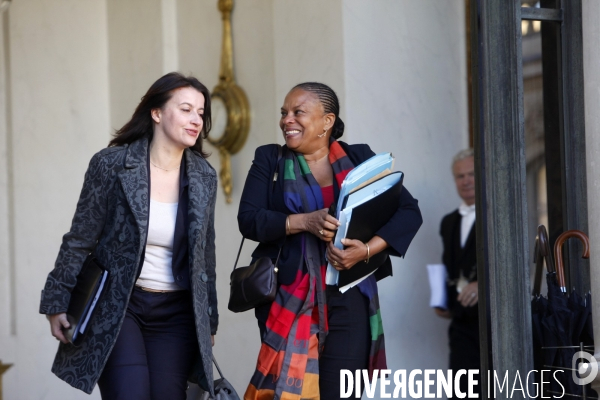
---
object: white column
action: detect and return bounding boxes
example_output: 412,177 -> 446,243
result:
161,0 -> 179,74
583,1 -> 600,393
0,0 -> 14,339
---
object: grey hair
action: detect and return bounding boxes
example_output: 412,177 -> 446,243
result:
452,148 -> 474,168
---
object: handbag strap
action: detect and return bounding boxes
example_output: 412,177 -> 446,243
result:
233,144 -> 285,272
232,238 -> 245,271
232,238 -> 284,271
212,354 -> 225,380
272,144 -> 283,190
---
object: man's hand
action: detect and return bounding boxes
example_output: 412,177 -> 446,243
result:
434,308 -> 452,319
457,281 -> 478,307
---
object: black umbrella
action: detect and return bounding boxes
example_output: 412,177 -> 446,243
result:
553,231 -> 592,353
532,228 -> 592,399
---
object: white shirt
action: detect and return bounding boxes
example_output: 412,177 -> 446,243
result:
458,202 -> 476,248
136,199 -> 181,291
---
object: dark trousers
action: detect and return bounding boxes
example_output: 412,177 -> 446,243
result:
98,287 -> 199,400
448,318 -> 481,398
320,286 -> 371,399
255,285 -> 370,400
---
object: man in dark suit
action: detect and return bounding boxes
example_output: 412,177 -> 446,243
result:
436,148 -> 480,395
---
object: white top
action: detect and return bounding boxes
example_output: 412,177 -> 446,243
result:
136,199 -> 181,291
458,202 -> 476,248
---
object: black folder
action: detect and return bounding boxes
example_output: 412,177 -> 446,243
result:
337,172 -> 404,287
64,255 -> 109,344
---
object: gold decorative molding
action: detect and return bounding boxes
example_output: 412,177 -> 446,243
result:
208,0 -> 250,203
0,1 -> 11,13
0,360 -> 12,400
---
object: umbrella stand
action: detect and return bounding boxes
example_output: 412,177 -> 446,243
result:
544,343 -> 597,400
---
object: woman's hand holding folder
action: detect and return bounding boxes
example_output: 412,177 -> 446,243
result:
326,235 -> 388,271
48,313 -> 70,344
287,208 -> 340,242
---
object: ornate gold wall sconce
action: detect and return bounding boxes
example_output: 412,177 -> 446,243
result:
208,0 -> 250,204
0,0 -> 11,13
0,360 -> 12,400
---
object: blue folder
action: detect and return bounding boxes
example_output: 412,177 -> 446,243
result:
335,152 -> 394,218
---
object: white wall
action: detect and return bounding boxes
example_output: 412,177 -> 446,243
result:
273,0 -> 346,127
107,0 -> 164,131
0,1 -> 468,398
0,1 -> 111,398
342,2 -> 469,394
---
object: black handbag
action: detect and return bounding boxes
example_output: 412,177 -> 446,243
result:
228,144 -> 284,313
227,238 -> 282,313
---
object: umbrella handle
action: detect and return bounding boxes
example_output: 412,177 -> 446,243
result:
537,225 -> 555,273
532,237 -> 544,296
554,229 -> 590,292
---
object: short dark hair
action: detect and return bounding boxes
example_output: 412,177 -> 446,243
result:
291,82 -> 345,139
109,72 -> 212,157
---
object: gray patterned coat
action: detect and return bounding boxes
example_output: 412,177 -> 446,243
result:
39,138 -> 218,395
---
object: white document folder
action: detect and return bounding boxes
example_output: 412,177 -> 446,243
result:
427,264 -> 448,309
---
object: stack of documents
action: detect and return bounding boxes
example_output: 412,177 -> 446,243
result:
327,153 -> 404,292
335,152 -> 395,217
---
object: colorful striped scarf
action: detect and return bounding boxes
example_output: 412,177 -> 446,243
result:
245,140 -> 386,400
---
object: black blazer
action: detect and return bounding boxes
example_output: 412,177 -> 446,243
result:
440,209 -> 478,321
238,142 -> 423,285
